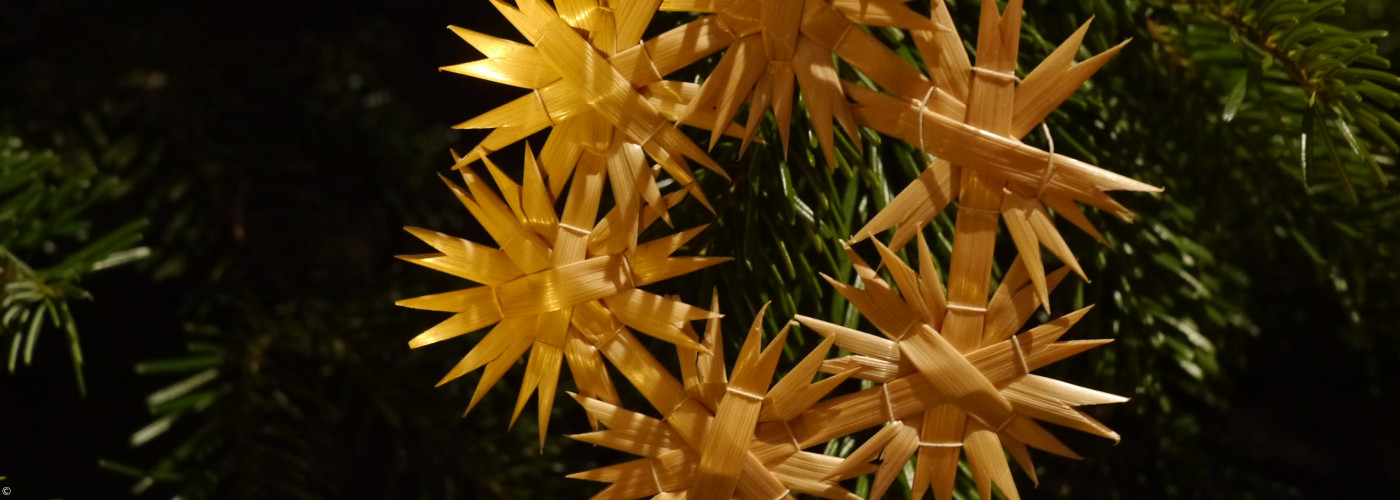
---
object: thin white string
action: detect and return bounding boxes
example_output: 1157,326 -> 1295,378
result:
915,85 -> 937,155
1010,336 -> 1031,377
970,66 -> 1022,85
780,420 -> 802,452
618,253 -> 637,290
558,222 -> 591,237
945,302 -> 988,314
726,385 -> 765,402
881,384 -> 898,423
920,441 -> 962,448
1036,122 -> 1058,198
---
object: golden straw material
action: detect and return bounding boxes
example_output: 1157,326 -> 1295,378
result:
850,6 -> 1142,276
445,0 -> 736,246
408,0 -> 1162,497
797,3 -> 1136,497
797,232 -> 1124,498
569,298 -> 864,500
660,0 -> 934,168
396,147 -> 728,448
788,302 -> 1118,499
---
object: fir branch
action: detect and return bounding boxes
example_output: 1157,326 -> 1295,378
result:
1158,0 -> 1399,200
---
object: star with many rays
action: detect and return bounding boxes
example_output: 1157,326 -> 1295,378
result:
396,146 -> 728,447
661,0 -> 938,168
445,0 -> 749,249
795,235 -> 1125,500
568,294 -> 870,500
847,0 -> 1153,309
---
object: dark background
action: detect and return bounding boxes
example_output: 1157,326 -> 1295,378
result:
3,1 -> 1399,499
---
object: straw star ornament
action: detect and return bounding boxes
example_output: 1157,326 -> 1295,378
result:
396,147 -> 729,446
569,296 -> 870,500
446,0 -> 755,247
796,237 -> 1125,500
403,0 -> 1165,497
661,0 -> 939,168
791,1 -> 1157,498
848,1 -> 1156,309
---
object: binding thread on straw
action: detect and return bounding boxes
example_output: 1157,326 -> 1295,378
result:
559,222 -> 592,238
618,254 -> 638,290
916,85 -> 937,154
726,386 -> 765,402
1010,335 -> 1031,378
946,301 -> 988,314
971,66 -> 1022,85
881,384 -> 898,423
780,420 -> 802,452
920,441 -> 962,448
1036,122 -> 1058,198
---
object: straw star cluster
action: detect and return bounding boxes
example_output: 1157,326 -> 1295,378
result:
397,147 -> 729,446
570,297 -> 869,499
401,0 -> 1163,498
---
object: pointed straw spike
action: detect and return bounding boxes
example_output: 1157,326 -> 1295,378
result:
791,38 -> 846,170
1002,196 -> 1051,311
604,290 -> 707,352
868,424 -> 920,500
677,39 -> 741,130
1006,416 -> 1081,460
1016,195 -> 1088,283
871,238 -> 932,322
1023,17 -> 1094,85
520,142 -> 561,231
480,155 -> 525,220
920,404 -> 965,500
1015,38 -> 1130,135
770,64 -> 796,157
1002,434 -> 1039,486
916,231 -> 949,325
828,422 -> 903,480
699,289 -> 727,386
447,25 -> 516,57
534,344 -> 564,450
746,320 -> 792,389
913,1 -> 971,101
1042,193 -> 1106,244
965,426 -> 1018,500
509,345 -> 546,429
706,37 -> 767,149
405,306 -> 503,349
735,302 -> 772,370
435,319 -> 524,386
467,333 -> 534,416
1027,304 -> 1095,345
796,318 -> 901,370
